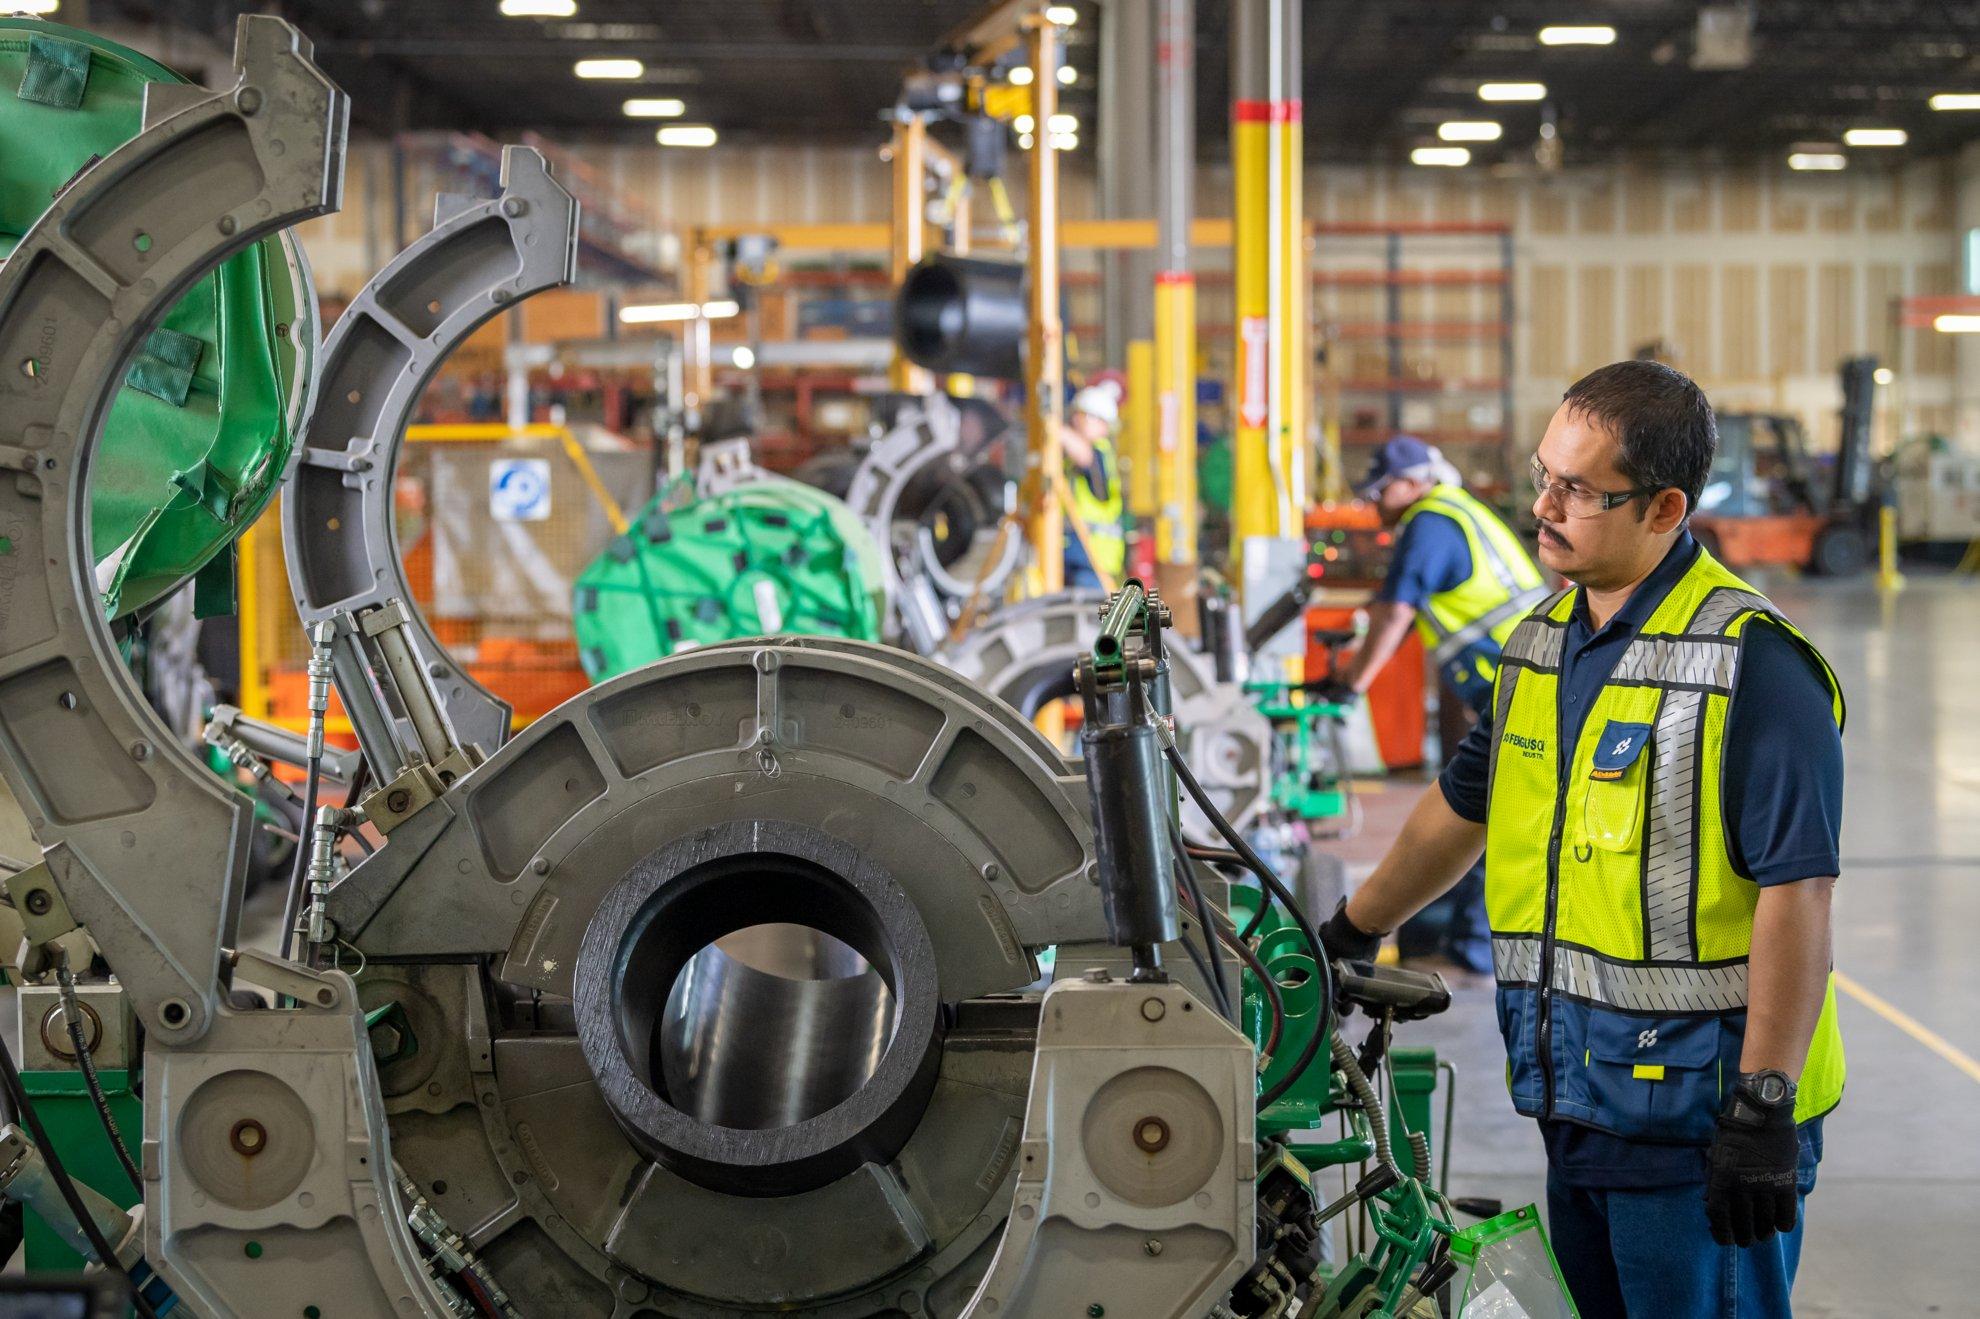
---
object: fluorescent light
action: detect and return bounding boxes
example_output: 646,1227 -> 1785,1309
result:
1931,93 -> 1980,111
1411,146 -> 1471,167
1935,314 -> 1980,333
1843,127 -> 1907,147
1873,367 -> 1895,384
1018,133 -> 1035,149
1057,64 -> 1078,85
1045,4 -> 1078,24
657,125 -> 719,147
1051,134 -> 1079,151
624,97 -> 685,118
575,58 -> 643,79
1013,114 -> 1035,133
1438,120 -> 1502,142
1538,25 -> 1616,46
620,300 -> 741,325
1048,113 -> 1078,133
11,0 -> 59,11
1009,65 -> 1035,86
1479,82 -> 1547,102
731,346 -> 756,369
500,0 -> 574,15
1788,152 -> 1847,171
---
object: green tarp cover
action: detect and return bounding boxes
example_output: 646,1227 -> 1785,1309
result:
0,19 -> 303,619
573,476 -> 887,682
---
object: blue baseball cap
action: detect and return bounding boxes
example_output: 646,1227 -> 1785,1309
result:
1356,434 -> 1437,499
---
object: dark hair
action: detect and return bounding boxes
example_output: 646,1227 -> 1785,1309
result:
1560,361 -> 1717,516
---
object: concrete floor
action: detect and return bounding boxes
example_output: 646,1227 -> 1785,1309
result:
1356,569 -> 1980,1317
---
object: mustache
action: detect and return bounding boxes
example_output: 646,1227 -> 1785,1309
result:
1537,523 -> 1570,548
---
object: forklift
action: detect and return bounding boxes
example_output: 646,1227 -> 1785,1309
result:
1692,356 -> 1881,576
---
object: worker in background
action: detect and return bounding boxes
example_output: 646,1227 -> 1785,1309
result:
1059,384 -> 1126,590
1328,434 -> 1547,977
1320,361 -> 1845,1317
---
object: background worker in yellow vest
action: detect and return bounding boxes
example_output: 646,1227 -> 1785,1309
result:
1319,362 -> 1845,1318
1059,384 -> 1126,589
1329,435 -> 1549,978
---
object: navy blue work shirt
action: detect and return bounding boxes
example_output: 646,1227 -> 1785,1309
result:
1437,531 -> 1845,1187
1375,510 -> 1472,610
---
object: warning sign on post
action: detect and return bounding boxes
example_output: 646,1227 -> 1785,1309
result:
489,458 -> 552,522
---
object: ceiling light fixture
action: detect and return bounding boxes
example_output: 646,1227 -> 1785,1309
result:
1438,120 -> 1503,142
1479,82 -> 1547,102
1930,93 -> 1980,111
1411,146 -> 1471,167
1057,64 -> 1078,85
624,98 -> 685,118
1009,65 -> 1034,86
1045,4 -> 1078,24
1842,127 -> 1907,146
657,125 -> 719,147
1787,152 -> 1846,171
1538,25 -> 1616,46
620,300 -> 740,325
1048,113 -> 1079,133
575,58 -> 643,79
500,0 -> 575,15
11,0 -> 59,12
1873,367 -> 1895,384
1933,314 -> 1980,333
1014,114 -> 1035,133
731,346 -> 756,369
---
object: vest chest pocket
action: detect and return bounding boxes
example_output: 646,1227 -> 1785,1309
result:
1583,1011 -> 1724,1142
1576,719 -> 1651,855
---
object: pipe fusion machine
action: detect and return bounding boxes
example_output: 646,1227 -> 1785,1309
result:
0,17 -> 1572,1319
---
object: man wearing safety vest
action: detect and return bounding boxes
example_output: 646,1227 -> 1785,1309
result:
1060,384 -> 1127,589
1321,361 -> 1845,1317
1330,435 -> 1549,977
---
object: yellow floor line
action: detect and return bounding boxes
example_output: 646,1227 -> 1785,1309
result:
1834,970 -> 1980,1087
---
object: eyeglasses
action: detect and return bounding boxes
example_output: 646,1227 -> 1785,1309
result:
1528,456 -> 1656,519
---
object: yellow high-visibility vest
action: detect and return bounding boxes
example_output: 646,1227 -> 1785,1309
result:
1396,485 -> 1547,710
1485,545 -> 1846,1138
1068,434 -> 1126,579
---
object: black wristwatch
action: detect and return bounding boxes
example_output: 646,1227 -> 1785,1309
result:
1730,1069 -> 1796,1112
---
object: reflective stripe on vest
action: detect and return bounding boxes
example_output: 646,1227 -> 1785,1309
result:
1397,487 -> 1548,667
1484,547 -> 1848,1132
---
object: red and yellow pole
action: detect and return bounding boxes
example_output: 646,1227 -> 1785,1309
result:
1230,0 -> 1274,580
1154,0 -> 1199,617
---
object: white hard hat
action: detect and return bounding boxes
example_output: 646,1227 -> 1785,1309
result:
1070,385 -> 1120,426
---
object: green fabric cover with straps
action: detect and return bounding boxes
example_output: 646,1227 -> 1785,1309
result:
1067,432 -> 1126,580
572,475 -> 887,682
1396,484 -> 1547,709
1484,547 -> 1846,1140
1,18 -> 309,619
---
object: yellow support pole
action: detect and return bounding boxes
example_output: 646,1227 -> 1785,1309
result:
236,512 -> 270,722
1274,89 -> 1308,526
1154,273 -> 1198,571
890,115 -> 936,396
1878,504 -> 1906,592
1125,338 -> 1157,529
1024,11 -> 1065,598
1230,70 -> 1273,582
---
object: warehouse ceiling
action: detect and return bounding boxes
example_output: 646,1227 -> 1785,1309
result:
94,1 -> 1980,165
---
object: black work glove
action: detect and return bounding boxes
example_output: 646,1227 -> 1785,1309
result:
1704,1081 -> 1800,1247
1310,679 -> 1357,707
1318,898 -> 1383,965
